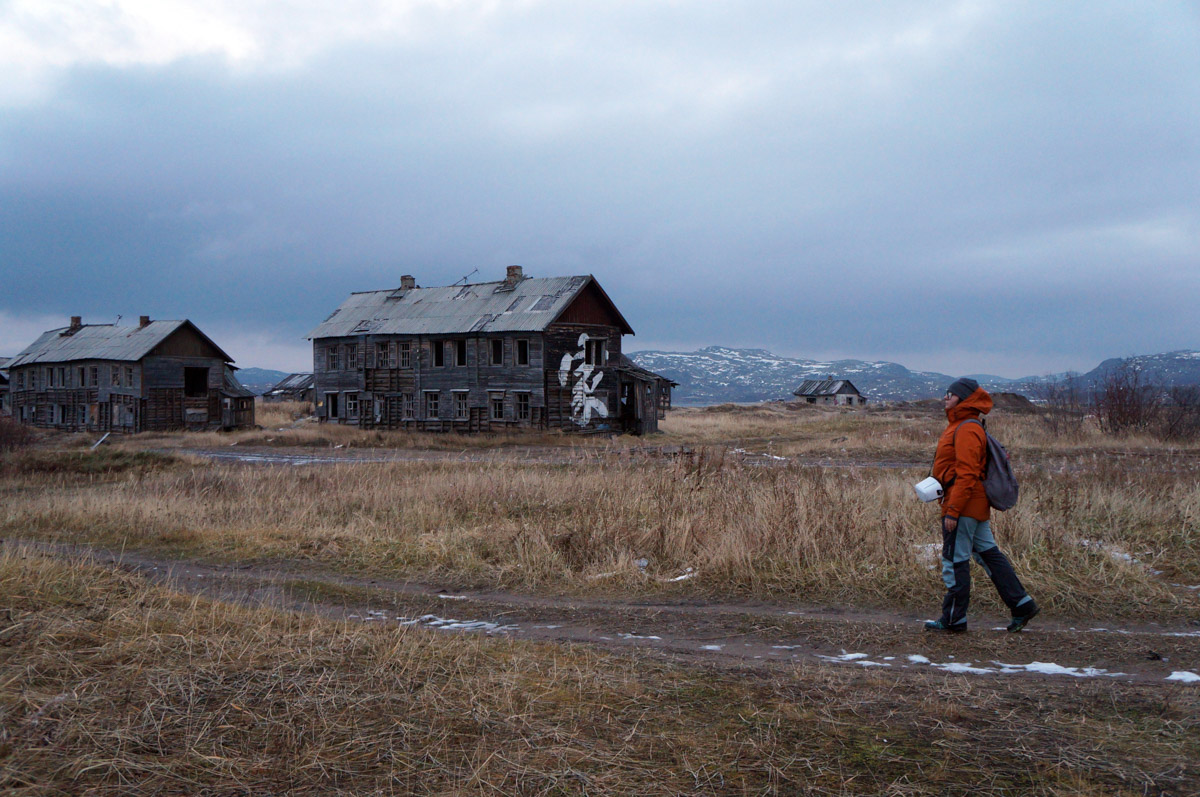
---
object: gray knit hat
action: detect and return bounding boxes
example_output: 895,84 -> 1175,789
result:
946,377 -> 979,401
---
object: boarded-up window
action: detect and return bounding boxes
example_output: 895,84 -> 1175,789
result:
184,367 -> 209,398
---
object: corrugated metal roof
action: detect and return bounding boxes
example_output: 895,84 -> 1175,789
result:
265,373 -> 314,393
8,321 -> 231,367
793,379 -> 860,397
307,275 -> 599,339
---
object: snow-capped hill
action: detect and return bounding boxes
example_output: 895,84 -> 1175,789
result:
628,346 -> 959,404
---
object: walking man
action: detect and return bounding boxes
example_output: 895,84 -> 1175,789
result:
925,378 -> 1039,633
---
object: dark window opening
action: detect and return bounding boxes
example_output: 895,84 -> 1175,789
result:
455,339 -> 467,367
490,339 -> 503,365
586,339 -> 606,366
517,339 -> 529,366
184,367 -> 209,398
326,392 -> 339,418
433,341 -> 445,367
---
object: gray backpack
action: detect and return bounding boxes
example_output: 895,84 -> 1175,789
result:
955,419 -> 1019,511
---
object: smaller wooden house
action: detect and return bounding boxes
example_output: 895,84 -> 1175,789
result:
793,379 -> 867,406
8,316 -> 255,433
262,373 -> 315,403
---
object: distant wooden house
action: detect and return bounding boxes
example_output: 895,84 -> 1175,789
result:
793,379 -> 867,406
308,266 -> 671,434
262,373 -> 315,403
0,357 -> 10,417
8,316 -> 255,432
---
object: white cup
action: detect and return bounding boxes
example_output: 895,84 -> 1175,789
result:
914,476 -> 943,502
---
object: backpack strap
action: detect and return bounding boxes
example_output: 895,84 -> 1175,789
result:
931,417 -> 984,480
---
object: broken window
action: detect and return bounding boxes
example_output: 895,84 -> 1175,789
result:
585,339 -> 606,366
125,366 -> 134,387
327,346 -> 340,371
516,392 -> 530,421
426,392 -> 440,419
376,342 -> 391,368
110,365 -> 120,387
346,392 -> 359,418
184,367 -> 209,398
454,391 -> 469,419
401,393 -> 414,419
490,394 -> 505,420
90,366 -> 98,387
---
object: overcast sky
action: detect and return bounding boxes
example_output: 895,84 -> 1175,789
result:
2,1 -> 1197,377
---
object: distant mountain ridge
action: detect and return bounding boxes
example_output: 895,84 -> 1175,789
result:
236,348 -> 1199,404
628,347 -> 1200,405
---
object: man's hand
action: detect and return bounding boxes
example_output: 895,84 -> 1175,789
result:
943,516 -> 958,533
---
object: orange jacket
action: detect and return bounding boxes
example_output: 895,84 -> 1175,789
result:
933,387 -> 994,521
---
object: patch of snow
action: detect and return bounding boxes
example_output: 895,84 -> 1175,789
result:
670,568 -> 696,582
993,661 -> 1125,678
437,594 -> 468,600
395,614 -> 517,634
701,644 -> 724,651
618,633 -> 662,640
1166,671 -> 1200,683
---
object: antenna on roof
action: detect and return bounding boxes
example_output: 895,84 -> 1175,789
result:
115,315 -> 122,323
453,268 -> 479,286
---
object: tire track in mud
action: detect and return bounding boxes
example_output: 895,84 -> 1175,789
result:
8,539 -> 1200,686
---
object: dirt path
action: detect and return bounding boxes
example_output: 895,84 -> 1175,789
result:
9,539 -> 1199,687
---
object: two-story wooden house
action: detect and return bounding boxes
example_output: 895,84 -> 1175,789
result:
8,316 -> 255,432
308,267 -> 669,434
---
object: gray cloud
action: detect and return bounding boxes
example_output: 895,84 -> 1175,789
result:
2,1 -> 1198,376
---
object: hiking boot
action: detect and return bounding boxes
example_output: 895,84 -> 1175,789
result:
1007,605 -> 1040,633
924,620 -> 966,633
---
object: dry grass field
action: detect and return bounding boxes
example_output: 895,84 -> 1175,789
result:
2,403 -> 1199,793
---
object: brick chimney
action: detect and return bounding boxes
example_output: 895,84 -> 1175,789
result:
69,316 -> 82,330
504,265 -> 524,286
139,315 -> 151,328
399,275 -> 416,290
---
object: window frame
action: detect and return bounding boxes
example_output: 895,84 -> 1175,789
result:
516,339 -> 529,366
490,339 -> 503,366
432,341 -> 445,368
454,339 -> 468,367
327,345 -> 340,371
425,391 -> 440,419
489,392 -> 505,421
515,392 -> 531,421
398,342 -> 412,369
453,390 -> 469,419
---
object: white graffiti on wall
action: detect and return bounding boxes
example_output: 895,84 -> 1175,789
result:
558,333 -> 608,426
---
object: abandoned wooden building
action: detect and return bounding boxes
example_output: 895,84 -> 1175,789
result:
0,357 -> 10,417
262,373 -> 315,403
793,379 -> 867,406
8,316 -> 256,433
309,266 -> 671,434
